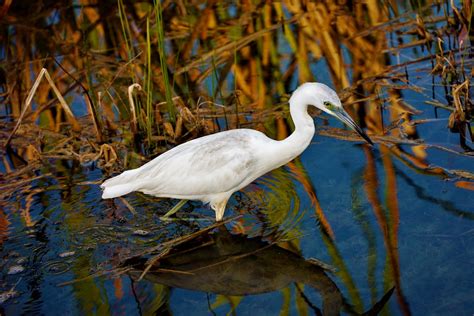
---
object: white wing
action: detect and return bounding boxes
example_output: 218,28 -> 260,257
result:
102,129 -> 273,200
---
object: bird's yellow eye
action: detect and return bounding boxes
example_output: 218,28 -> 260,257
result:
323,101 -> 336,111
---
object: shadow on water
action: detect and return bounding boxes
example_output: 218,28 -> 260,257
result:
127,226 -> 394,316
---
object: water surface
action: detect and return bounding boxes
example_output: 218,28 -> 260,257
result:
1,1 -> 473,315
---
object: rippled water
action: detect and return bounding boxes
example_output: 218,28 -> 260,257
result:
1,2 -> 473,315
1,122 -> 473,315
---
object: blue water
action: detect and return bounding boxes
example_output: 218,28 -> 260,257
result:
1,3 -> 474,316
1,116 -> 472,315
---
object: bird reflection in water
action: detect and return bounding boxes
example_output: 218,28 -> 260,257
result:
128,227 -> 393,315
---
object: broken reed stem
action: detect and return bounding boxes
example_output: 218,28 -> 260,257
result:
57,216 -> 241,287
452,79 -> 469,113
5,68 -> 80,148
128,83 -> 141,134
137,215 -> 241,281
118,196 -> 137,216
53,58 -> 102,141
42,69 -> 80,130
5,69 -> 45,147
85,91 -> 103,143
138,247 -> 171,281
147,215 -> 240,254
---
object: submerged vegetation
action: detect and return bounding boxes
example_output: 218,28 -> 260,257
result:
0,1 -> 473,315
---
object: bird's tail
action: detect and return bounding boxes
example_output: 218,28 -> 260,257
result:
101,170 -> 139,199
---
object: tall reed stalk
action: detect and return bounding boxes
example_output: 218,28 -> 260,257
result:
146,16 -> 153,142
154,0 -> 176,123
117,0 -> 134,61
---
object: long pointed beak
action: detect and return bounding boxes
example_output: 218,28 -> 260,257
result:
333,109 -> 374,146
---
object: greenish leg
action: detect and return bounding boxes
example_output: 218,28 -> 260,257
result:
160,199 -> 188,220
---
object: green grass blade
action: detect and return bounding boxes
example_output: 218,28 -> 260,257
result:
154,0 -> 176,123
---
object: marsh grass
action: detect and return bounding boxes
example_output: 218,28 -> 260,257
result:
1,1 -> 472,217
0,2 -> 473,313
3,2 -> 470,155
153,0 -> 175,124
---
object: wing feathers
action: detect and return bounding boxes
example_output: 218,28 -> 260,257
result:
100,129 -> 271,199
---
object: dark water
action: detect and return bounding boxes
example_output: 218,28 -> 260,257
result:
1,2 -> 473,316
1,116 -> 472,315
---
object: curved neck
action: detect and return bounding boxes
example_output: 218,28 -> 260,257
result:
276,95 -> 315,164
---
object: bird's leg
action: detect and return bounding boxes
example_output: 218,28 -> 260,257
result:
212,199 -> 229,221
160,199 -> 188,220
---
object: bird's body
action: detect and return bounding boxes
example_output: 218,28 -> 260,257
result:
101,83 -> 372,220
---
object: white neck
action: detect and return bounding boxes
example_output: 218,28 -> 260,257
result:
275,93 -> 315,164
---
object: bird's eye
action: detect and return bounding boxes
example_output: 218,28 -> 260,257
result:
323,101 -> 335,111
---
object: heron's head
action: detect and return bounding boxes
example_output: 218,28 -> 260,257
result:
291,82 -> 374,145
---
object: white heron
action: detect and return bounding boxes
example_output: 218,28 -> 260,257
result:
101,83 -> 373,221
